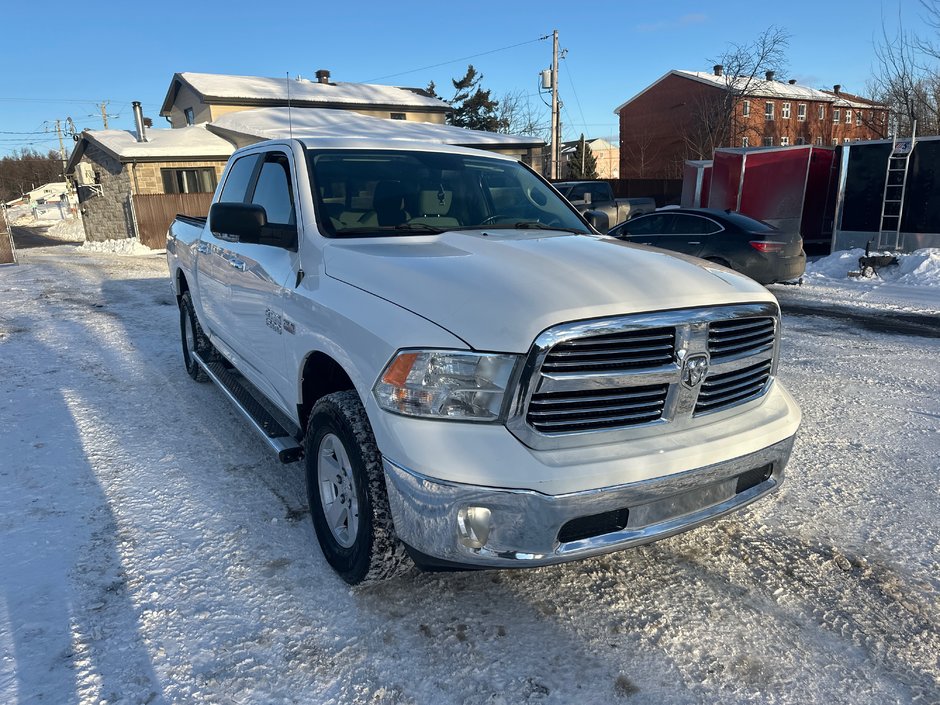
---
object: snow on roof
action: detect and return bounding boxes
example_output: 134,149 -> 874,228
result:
81,124 -> 234,161
165,72 -> 450,113
208,108 -> 545,149
614,70 -> 881,113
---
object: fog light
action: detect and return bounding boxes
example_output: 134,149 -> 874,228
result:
456,506 -> 492,549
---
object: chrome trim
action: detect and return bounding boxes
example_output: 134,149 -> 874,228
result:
506,303 -> 780,450
383,436 -> 794,568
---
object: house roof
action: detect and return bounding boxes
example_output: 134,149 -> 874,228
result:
66,124 -> 233,172
614,70 -> 884,114
160,72 -> 451,116
560,137 -> 615,152
207,107 -> 545,150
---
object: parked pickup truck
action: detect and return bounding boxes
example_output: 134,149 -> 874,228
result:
167,138 -> 801,585
554,180 -> 656,231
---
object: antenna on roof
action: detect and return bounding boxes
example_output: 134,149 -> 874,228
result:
286,71 -> 293,139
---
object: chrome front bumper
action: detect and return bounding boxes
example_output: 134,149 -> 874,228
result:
383,436 -> 794,568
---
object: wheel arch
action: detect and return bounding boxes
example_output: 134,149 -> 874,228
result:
297,350 -> 357,433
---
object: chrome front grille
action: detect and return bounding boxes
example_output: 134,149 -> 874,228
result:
695,359 -> 773,414
708,317 -> 775,359
527,383 -> 669,433
507,304 -> 780,450
541,327 -> 675,374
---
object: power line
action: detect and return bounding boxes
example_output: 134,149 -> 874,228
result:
363,35 -> 550,82
560,58 -> 589,134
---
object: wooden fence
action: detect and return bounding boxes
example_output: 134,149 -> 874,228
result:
133,193 -> 214,249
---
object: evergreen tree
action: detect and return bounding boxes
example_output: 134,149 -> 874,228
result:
445,65 -> 505,132
567,134 -> 598,179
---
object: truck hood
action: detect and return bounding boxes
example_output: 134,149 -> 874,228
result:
323,230 -> 776,352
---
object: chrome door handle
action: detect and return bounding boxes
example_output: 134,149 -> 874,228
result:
230,259 -> 246,271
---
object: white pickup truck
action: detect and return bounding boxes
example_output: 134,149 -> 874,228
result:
166,138 -> 801,585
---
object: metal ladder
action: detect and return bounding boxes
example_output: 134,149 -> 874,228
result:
878,125 -> 916,250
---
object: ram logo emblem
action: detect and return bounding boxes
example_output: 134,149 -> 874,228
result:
682,354 -> 709,388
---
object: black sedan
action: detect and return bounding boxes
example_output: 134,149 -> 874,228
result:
608,208 -> 806,284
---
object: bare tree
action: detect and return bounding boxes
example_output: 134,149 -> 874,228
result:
869,3 -> 940,136
680,26 -> 791,159
497,89 -> 549,139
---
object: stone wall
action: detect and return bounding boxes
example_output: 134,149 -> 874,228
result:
76,144 -> 136,242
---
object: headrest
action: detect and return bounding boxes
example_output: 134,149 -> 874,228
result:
418,188 -> 453,216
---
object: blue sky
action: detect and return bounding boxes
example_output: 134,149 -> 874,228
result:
0,0 -> 922,159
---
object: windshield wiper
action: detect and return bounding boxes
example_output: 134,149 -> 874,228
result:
329,223 -> 446,237
510,221 -> 585,234
394,223 -> 446,233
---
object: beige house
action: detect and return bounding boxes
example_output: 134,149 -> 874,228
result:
160,70 -> 451,128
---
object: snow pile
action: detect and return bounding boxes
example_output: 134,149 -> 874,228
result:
79,238 -> 155,256
806,248 -> 940,288
44,217 -> 85,242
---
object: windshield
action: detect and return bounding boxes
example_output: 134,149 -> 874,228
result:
308,150 -> 592,237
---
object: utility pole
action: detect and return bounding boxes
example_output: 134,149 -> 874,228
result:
99,101 -> 109,129
54,119 -> 68,176
550,29 -> 559,179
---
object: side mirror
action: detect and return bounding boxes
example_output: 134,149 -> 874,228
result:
582,192 -> 592,205
584,210 -> 609,233
210,202 -> 266,242
210,202 -> 297,250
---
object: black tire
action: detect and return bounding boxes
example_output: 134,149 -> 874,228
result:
179,291 -> 209,383
305,390 -> 412,585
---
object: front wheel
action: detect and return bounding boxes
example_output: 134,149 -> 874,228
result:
305,391 -> 412,585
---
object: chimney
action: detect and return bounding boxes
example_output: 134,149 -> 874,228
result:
713,64 -> 723,77
132,101 -> 147,142
833,84 -> 841,94
765,70 -> 775,82
788,79 -> 797,85
315,69 -> 331,84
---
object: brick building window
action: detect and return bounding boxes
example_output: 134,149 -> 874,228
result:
781,136 -> 790,146
742,100 -> 750,117
845,109 -> 852,124
844,138 -> 850,144
161,167 -> 217,194
832,138 -> 838,145
797,104 -> 806,121
818,105 -> 826,120
815,136 -> 823,145
782,102 -> 791,119
833,108 -> 841,122
763,137 -> 774,146
765,102 -> 775,120
742,136 -> 749,147
856,112 -> 862,126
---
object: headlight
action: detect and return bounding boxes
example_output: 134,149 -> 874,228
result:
373,350 -> 519,421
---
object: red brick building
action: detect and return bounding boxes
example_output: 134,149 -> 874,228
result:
615,68 -> 889,179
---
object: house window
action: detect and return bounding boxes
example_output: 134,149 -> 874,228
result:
742,136 -> 749,147
818,105 -> 826,120
845,109 -> 852,124
781,136 -> 790,146
782,102 -> 791,119
797,104 -> 806,121
857,112 -> 862,126
763,137 -> 774,146
390,112 -> 406,120
815,136 -> 823,145
832,138 -> 838,146
833,108 -> 840,122
184,107 -> 195,126
844,138 -> 850,144
161,167 -> 217,194
765,102 -> 774,120
742,100 -> 750,117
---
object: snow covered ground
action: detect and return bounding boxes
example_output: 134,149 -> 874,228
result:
1,242 -> 938,705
